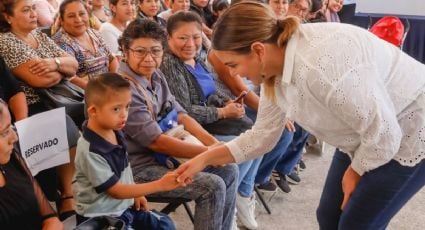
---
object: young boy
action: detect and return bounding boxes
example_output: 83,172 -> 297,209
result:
74,73 -> 184,229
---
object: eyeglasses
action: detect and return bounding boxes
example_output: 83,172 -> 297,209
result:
292,2 -> 309,16
128,47 -> 163,58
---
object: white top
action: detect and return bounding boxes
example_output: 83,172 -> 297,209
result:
226,23 -> 425,176
99,22 -> 122,56
158,9 -> 173,21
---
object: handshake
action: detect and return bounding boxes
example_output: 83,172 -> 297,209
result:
157,143 -> 228,192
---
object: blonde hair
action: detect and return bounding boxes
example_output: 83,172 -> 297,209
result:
212,2 -> 299,100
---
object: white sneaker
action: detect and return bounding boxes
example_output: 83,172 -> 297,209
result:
236,193 -> 258,229
231,213 -> 239,230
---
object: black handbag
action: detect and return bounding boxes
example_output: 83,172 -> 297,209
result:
37,80 -> 85,121
74,216 -> 126,230
203,116 -> 254,136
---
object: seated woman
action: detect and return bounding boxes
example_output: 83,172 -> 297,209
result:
189,0 -> 213,38
161,11 -> 265,229
53,0 -> 119,89
0,100 -> 63,230
118,18 -> 238,230
0,0 -> 80,220
158,0 -> 190,21
267,0 -> 289,20
34,0 -> 60,27
100,0 -> 136,57
91,0 -> 111,23
137,0 -> 166,28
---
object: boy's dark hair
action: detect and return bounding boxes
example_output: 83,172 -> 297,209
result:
85,73 -> 131,106
118,18 -> 167,52
212,0 -> 229,13
167,11 -> 203,36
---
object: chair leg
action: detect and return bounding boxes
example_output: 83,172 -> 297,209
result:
183,202 -> 195,223
161,202 -> 181,214
254,186 -> 272,214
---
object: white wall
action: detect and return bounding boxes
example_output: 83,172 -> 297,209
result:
355,0 -> 425,19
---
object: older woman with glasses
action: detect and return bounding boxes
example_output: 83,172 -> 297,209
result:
118,18 -> 238,230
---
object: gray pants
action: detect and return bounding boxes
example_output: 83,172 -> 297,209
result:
132,163 -> 238,230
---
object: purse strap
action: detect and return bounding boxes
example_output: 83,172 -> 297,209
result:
119,71 -> 156,120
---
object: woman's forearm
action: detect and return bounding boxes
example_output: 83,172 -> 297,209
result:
57,56 -> 78,77
178,113 -> 219,146
8,92 -> 28,121
149,134 -> 208,158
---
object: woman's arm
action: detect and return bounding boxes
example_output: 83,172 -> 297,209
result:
177,113 -> 219,146
311,65 -> 402,176
176,87 -> 287,181
148,134 -> 208,158
27,56 -> 78,78
108,56 -> 119,73
8,93 -> 28,121
12,62 -> 62,88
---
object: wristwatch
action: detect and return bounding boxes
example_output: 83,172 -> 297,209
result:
54,57 -> 61,71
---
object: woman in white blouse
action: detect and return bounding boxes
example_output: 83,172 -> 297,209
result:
176,2 -> 425,229
99,0 -> 135,56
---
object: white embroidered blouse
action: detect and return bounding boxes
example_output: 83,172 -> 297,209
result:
225,23 -> 425,176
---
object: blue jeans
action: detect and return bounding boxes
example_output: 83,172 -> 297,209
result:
317,149 -> 425,230
119,208 -> 175,230
132,163 -> 238,230
215,134 -> 262,198
255,123 -> 309,183
254,128 -> 293,184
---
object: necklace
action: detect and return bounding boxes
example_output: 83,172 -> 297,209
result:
0,165 -> 5,175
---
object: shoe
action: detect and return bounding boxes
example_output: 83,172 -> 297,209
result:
286,171 -> 301,185
257,180 -> 277,192
231,211 -> 239,230
236,193 -> 258,229
274,173 -> 291,193
298,159 -> 306,170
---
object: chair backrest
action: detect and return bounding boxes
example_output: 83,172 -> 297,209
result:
369,16 -> 405,47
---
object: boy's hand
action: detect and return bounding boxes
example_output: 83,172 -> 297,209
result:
134,196 -> 148,211
159,172 -> 190,191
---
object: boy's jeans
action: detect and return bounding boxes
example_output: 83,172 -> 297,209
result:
132,163 -> 238,230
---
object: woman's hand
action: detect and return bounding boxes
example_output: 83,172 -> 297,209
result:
29,58 -> 57,76
157,172 -> 190,191
341,166 -> 361,210
42,217 -> 63,230
133,196 -> 148,211
285,119 -> 296,132
221,102 -> 245,119
175,155 -> 208,185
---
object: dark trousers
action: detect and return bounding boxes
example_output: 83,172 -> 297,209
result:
317,149 -> 425,230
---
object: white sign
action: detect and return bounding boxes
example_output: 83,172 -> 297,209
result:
15,107 -> 70,176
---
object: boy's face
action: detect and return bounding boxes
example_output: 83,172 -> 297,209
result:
89,90 -> 132,131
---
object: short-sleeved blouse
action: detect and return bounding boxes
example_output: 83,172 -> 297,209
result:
0,30 -> 68,105
52,28 -> 113,80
